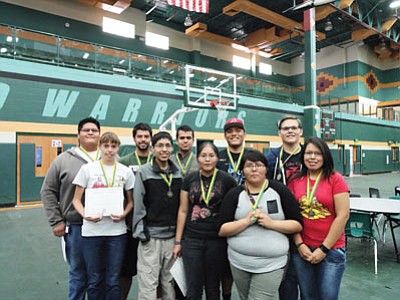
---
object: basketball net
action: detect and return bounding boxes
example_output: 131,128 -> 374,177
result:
210,99 -> 230,119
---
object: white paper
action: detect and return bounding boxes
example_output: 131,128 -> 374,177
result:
85,187 -> 124,217
61,237 -> 67,263
170,257 -> 187,296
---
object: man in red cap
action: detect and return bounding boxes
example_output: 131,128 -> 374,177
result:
217,117 -> 248,300
217,118 -> 247,185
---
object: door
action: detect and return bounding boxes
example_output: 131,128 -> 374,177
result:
351,145 -> 362,175
17,135 -> 77,205
245,141 -> 270,155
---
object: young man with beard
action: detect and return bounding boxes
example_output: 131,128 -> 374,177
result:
217,118 -> 249,300
266,116 -> 304,300
170,125 -> 199,178
41,117 -> 101,300
119,122 -> 153,300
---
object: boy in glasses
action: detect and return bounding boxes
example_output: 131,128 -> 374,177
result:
132,131 -> 183,300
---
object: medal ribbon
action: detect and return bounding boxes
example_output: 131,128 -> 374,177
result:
80,147 -> 99,162
227,147 -> 245,173
246,180 -> 269,211
176,152 -> 193,175
160,172 -> 173,190
307,171 -> 322,207
100,161 -> 117,187
279,144 -> 301,170
135,151 -> 151,167
200,169 -> 218,206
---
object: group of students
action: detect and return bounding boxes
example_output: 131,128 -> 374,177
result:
41,115 -> 350,300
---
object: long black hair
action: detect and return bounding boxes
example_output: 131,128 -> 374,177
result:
299,136 -> 335,179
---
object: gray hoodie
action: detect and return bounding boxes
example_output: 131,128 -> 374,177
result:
41,147 -> 89,228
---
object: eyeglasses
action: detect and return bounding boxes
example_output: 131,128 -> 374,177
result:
243,163 -> 266,170
81,128 -> 99,133
280,126 -> 300,131
304,151 -> 322,157
154,143 -> 172,149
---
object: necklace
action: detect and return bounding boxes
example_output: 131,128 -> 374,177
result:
135,151 -> 151,166
245,180 -> 269,223
306,171 -> 322,216
100,161 -> 117,187
79,147 -> 99,162
160,172 -> 174,198
175,152 -> 193,175
200,169 -> 218,206
227,147 -> 244,173
277,144 -> 301,181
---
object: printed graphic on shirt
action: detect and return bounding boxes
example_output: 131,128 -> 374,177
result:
299,196 -> 331,220
189,180 -> 223,221
91,173 -> 126,188
227,164 -> 244,185
284,161 -> 302,183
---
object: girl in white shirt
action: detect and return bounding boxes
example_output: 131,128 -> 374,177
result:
73,132 -> 134,300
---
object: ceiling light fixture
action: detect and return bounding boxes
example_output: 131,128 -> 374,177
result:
390,1 -> 400,9
324,20 -> 333,31
184,14 -> 193,27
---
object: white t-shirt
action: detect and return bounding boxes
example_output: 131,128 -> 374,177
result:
73,160 -> 135,237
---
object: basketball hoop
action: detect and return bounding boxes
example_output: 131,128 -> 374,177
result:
210,99 -> 230,118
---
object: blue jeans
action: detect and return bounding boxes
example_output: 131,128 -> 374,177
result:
64,224 -> 87,300
82,234 -> 127,300
292,247 -> 346,300
182,237 -> 226,300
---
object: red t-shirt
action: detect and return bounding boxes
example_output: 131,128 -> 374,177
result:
288,172 -> 349,248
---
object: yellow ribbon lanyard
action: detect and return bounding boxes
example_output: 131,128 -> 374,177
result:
175,152 -> 193,175
307,171 -> 322,207
200,169 -> 218,206
160,172 -> 173,191
135,151 -> 151,167
246,180 -> 269,212
80,147 -> 100,162
227,147 -> 245,173
279,144 -> 301,170
100,161 -> 117,187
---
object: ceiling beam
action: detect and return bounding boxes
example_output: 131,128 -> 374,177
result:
186,23 -> 245,47
245,27 -> 292,49
223,0 -> 326,40
382,18 -> 398,33
315,0 -> 354,21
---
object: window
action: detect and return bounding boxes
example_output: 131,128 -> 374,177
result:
259,62 -> 272,75
146,32 -> 169,50
102,17 -> 135,39
232,55 -> 251,70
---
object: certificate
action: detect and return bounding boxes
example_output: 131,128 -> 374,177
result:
170,257 -> 187,296
85,187 -> 124,217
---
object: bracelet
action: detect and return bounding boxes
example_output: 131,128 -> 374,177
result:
319,244 -> 330,254
174,240 -> 182,245
296,242 -> 304,248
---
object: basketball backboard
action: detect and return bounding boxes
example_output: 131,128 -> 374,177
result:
179,65 -> 238,111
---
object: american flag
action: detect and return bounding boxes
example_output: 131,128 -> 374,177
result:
167,0 -> 209,13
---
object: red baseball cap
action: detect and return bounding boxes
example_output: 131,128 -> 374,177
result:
224,118 -> 245,132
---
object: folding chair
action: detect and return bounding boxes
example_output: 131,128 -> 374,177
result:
346,211 -> 378,274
